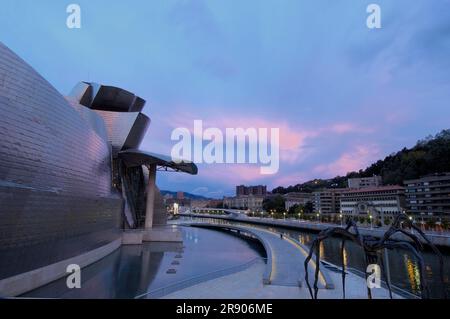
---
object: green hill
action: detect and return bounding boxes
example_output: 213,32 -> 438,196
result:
272,129 -> 450,194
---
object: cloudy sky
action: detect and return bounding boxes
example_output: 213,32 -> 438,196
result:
1,1 -> 450,197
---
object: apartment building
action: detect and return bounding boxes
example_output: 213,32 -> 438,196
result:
404,173 -> 450,221
236,185 -> 267,196
348,175 -> 382,189
313,188 -> 348,216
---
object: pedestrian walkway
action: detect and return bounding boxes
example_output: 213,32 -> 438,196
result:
163,257 -> 403,299
185,223 -> 331,289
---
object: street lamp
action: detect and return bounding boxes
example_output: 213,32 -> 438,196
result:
409,215 -> 414,234
369,214 -> 373,230
283,212 -> 286,220
339,212 -> 343,227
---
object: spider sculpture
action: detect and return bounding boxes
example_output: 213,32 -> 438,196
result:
304,213 -> 447,299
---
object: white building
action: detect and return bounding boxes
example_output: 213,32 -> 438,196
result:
340,186 -> 405,221
348,175 -> 382,189
223,195 -> 264,211
284,192 -> 313,211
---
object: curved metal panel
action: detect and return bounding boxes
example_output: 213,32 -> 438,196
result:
0,42 -> 123,281
118,149 -> 198,175
95,111 -> 150,156
69,82 -> 146,113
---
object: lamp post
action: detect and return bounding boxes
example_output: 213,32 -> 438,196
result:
369,214 -> 373,230
271,211 -> 274,219
316,212 -> 320,223
409,215 -> 414,234
283,212 -> 286,220
339,212 -> 343,227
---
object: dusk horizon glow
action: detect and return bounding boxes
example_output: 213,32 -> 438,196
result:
2,0 -> 450,197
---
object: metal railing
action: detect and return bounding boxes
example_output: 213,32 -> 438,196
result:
134,257 -> 266,299
320,260 -> 420,299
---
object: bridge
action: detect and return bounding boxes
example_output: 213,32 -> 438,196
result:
186,207 -> 247,218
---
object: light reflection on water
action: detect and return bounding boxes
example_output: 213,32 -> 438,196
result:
404,254 -> 421,294
343,246 -> 348,268
22,225 -> 264,299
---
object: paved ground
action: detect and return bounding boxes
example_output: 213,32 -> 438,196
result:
163,260 -> 402,299
239,226 -> 325,287
186,223 -> 328,288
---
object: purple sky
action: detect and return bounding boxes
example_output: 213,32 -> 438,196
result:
1,1 -> 450,197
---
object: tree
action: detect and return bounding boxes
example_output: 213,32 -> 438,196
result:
262,195 -> 285,213
288,204 -> 299,216
270,129 -> 450,193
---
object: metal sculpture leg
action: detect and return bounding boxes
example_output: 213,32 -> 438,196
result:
304,213 -> 446,299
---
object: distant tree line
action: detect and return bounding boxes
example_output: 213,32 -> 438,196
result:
272,129 -> 450,194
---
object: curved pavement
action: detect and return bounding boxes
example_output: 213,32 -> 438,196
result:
186,223 -> 331,289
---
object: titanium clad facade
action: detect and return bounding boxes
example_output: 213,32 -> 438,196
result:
95,110 -> 150,156
0,43 -> 123,280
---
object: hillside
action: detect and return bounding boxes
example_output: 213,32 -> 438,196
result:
160,190 -> 211,200
272,129 -> 450,194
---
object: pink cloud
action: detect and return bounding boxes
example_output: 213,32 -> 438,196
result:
313,144 -> 381,177
199,164 -> 268,185
160,111 -> 320,164
152,110 -> 381,187
271,172 -> 310,187
328,123 -> 373,134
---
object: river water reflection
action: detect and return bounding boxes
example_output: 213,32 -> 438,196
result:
23,225 -> 263,299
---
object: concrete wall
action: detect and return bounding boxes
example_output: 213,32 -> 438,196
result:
0,238 -> 122,297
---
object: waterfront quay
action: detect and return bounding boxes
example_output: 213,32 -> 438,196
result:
168,220 -> 404,299
180,212 -> 450,247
